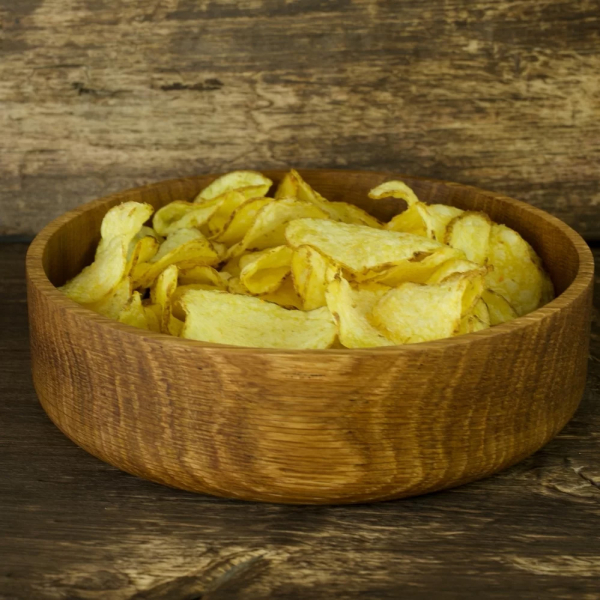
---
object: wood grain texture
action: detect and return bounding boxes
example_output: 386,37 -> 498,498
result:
25,170 -> 594,504
1,0 -> 600,238
2,242 -> 600,598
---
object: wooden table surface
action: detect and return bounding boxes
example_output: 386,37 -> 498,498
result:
1,241 -> 599,599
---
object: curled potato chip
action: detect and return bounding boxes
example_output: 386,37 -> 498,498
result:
195,171 -> 272,203
359,246 -> 462,285
142,302 -> 162,333
260,276 -> 304,309
458,298 -> 491,334
97,202 -> 154,252
446,211 -> 492,265
118,291 -> 150,330
127,235 -> 159,275
286,218 -> 442,275
368,180 -> 420,206
326,276 -> 394,348
426,258 -> 483,285
180,289 -> 337,349
291,246 -> 335,310
228,199 -> 329,258
386,202 -> 463,244
61,236 -> 128,304
205,189 -> 263,237
226,277 -> 251,295
239,246 -> 293,295
276,169 -> 380,227
481,289 -> 517,326
215,197 -> 273,246
84,277 -> 132,320
150,265 -> 179,334
486,224 -> 552,316
153,201 -> 220,236
178,265 -> 227,288
372,273 -> 484,344
132,228 -> 219,289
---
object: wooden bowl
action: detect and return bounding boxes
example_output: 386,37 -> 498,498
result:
26,170 -> 594,504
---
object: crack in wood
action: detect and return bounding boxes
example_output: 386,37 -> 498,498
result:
160,80 -> 224,92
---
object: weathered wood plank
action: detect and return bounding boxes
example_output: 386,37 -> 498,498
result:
1,0 -> 599,238
0,242 -> 599,599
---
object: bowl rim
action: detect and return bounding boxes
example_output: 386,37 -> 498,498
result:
26,169 -> 595,354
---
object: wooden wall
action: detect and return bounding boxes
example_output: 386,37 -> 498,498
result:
1,0 -> 599,238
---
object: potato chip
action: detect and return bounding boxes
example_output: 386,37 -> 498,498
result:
205,189 -> 262,237
481,289 -> 517,326
84,277 -> 132,320
359,246 -> 462,286
276,169 -> 380,227
368,180 -> 420,206
386,202 -> 463,244
227,199 -> 329,258
426,258 -> 483,285
97,201 -> 154,253
153,200 -> 220,236
180,289 -> 337,349
325,276 -> 394,348
195,171 -> 272,203
286,218 -> 442,275
371,274 -> 484,344
291,245 -> 334,310
226,277 -> 251,296
446,211 -> 492,265
260,276 -> 304,309
239,246 -> 293,294
118,291 -> 151,330
178,265 -> 227,288
127,235 -> 159,275
135,225 -> 162,242
142,302 -> 162,333
150,265 -> 179,334
458,298 -> 491,335
215,197 -> 273,246
132,228 -> 219,289
486,224 -> 551,316
61,236 -> 128,304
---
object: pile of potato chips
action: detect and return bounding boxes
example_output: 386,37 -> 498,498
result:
60,170 -> 554,349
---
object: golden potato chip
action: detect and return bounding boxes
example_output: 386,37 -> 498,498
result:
239,246 -> 293,294
458,298 -> 491,334
142,302 -> 162,333
286,218 -> 442,275
97,201 -> 154,253
84,277 -> 132,320
153,201 -> 220,236
325,276 -> 394,348
486,224 -> 552,316
226,277 -> 251,296
291,245 -> 334,310
359,246 -> 462,286
205,189 -> 262,237
172,283 -> 223,321
368,180 -> 420,206
426,258 -> 483,285
371,273 -> 484,344
446,211 -> 492,265
215,197 -> 273,246
150,265 -> 179,334
221,255 -> 242,278
227,198 -> 329,258
180,289 -> 337,349
195,171 -> 272,203
127,235 -> 159,275
135,225 -> 162,242
481,289 -> 517,326
118,291 -> 150,330
386,202 -> 463,243
276,169 -> 380,227
260,276 -> 304,309
132,228 -> 219,289
61,236 -> 128,304
178,265 -> 227,288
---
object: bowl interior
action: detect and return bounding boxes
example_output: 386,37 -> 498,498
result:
41,170 -> 580,298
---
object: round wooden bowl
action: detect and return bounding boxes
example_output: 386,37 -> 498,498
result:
27,170 -> 593,504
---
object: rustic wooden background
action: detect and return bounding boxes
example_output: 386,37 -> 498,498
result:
1,0 -> 599,238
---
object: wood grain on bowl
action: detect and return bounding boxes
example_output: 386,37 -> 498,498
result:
26,170 -> 594,504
